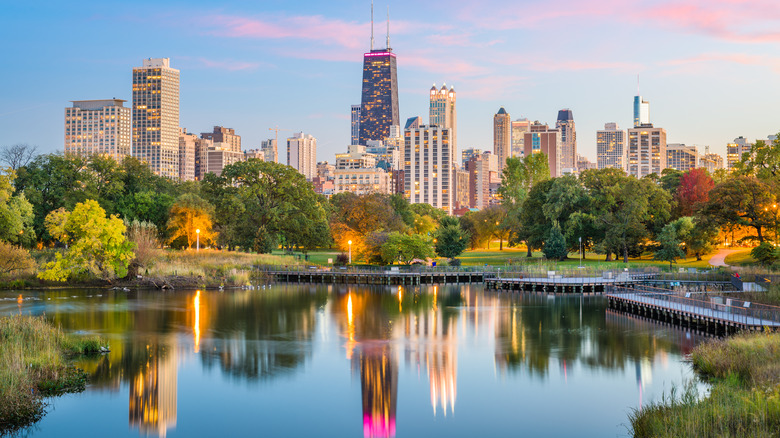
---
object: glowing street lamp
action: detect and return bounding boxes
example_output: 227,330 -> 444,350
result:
196,229 -> 201,251
348,240 -> 352,264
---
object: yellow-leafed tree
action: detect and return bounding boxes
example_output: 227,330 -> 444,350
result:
167,193 -> 217,249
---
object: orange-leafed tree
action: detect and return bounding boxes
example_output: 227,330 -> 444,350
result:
167,193 -> 217,249
676,168 -> 714,217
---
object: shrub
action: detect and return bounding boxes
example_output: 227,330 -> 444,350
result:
0,241 -> 36,278
751,242 -> 779,266
334,253 -> 349,266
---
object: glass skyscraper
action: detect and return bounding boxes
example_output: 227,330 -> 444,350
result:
358,48 -> 399,146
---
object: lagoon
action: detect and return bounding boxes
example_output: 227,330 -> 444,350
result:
1,285 -> 705,437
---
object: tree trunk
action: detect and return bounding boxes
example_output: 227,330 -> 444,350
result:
500,238 -> 503,251
623,246 -> 629,264
526,243 -> 532,257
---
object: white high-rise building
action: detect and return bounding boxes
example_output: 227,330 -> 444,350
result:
261,139 -> 277,163
633,95 -> 650,127
727,136 -> 752,170
287,132 -> 317,180
627,125 -> 667,178
132,58 -> 180,178
511,119 -> 531,158
429,84 -> 457,158
404,124 -> 453,213
556,109 -> 576,170
64,99 -> 131,160
596,122 -> 626,170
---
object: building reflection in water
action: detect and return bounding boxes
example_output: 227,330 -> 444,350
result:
357,344 -> 398,438
128,342 -> 178,438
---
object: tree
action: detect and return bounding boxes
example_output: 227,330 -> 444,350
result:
327,192 -> 406,260
0,144 -> 38,171
734,134 -> 780,183
675,216 -> 718,261
654,223 -> 685,268
0,241 -> 35,278
700,176 -> 775,243
434,221 -> 469,260
542,224 -> 568,260
0,171 -> 36,247
167,193 -> 217,249
518,179 -> 555,256
473,204 -> 510,250
380,232 -> 435,265
499,154 -> 551,250
751,242 -> 779,266
659,168 -> 683,196
676,168 -> 714,217
39,200 -> 133,281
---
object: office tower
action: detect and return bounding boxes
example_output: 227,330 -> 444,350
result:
203,142 -> 244,177
700,153 -> 724,173
351,105 -> 361,145
727,136 -> 752,170
627,125 -> 667,178
461,148 -> 482,167
511,119 -> 531,158
287,132 -> 317,180
178,128 -> 197,181
64,99 -> 131,160
132,58 -> 180,179
194,137 -> 212,180
429,84 -> 457,155
633,95 -> 650,127
493,107 -> 511,173
465,154 -> 490,209
261,139 -> 277,163
358,9 -> 399,146
453,167 -> 470,210
404,124 -> 453,213
556,109 -> 576,171
201,126 -> 241,152
523,122 -> 562,177
666,144 -> 698,171
596,122 -> 626,170
244,149 -> 265,161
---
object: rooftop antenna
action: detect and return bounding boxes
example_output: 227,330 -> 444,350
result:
370,0 -> 374,51
386,5 -> 390,50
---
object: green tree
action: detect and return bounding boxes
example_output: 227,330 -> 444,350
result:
734,134 -> 780,182
517,179 -> 555,256
167,193 -> 217,249
699,176 -> 775,243
654,223 -> 685,268
0,172 -> 36,247
39,199 -> 133,281
751,242 -> 779,265
674,216 -> 718,261
542,224 -> 567,261
434,221 -> 469,260
380,232 -> 435,265
473,204 -> 510,250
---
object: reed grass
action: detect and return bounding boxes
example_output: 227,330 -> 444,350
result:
0,316 -> 104,434
630,332 -> 780,437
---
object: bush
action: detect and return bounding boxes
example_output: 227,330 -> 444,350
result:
542,225 -> 568,260
449,258 -> 462,267
0,241 -> 36,279
751,242 -> 779,266
334,253 -> 349,266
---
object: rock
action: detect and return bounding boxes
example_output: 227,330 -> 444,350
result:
99,346 -> 110,353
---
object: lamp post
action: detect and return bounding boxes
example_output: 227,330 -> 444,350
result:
348,240 -> 352,264
196,229 -> 200,251
579,236 -> 583,268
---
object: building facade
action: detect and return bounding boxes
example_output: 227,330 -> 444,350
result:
493,107 -> 511,174
404,124 -> 453,213
351,105 -> 361,145
132,58 -> 180,179
666,144 -> 698,171
201,126 -> 241,152
287,132 -> 317,180
465,154 -> 490,209
511,119 -> 531,159
633,95 -> 650,127
64,99 -> 131,160
204,143 -> 244,177
627,125 -> 667,178
244,149 -> 265,161
453,167 -> 470,210
358,44 -> 399,146
700,153 -> 724,173
556,109 -> 576,171
261,139 -> 277,163
178,128 -> 197,181
596,122 -> 626,170
727,136 -> 752,170
523,124 -> 562,177
333,167 -> 392,195
429,84 -> 457,155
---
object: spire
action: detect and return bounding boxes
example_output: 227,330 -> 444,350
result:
370,0 -> 374,51
386,5 -> 391,49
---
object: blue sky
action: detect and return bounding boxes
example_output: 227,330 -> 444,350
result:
2,0 -> 779,163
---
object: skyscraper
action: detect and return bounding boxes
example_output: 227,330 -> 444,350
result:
511,119 -> 531,159
404,124 -> 453,213
287,132 -> 317,180
429,84 -> 457,155
627,125 -> 667,178
596,122 -> 626,170
132,58 -> 180,179
633,95 -> 650,127
351,105 -> 361,146
65,99 -> 131,160
178,128 -> 197,181
358,7 -> 399,146
493,107 -> 511,174
556,109 -> 576,171
523,123 -> 562,177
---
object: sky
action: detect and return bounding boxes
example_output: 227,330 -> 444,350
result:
1,0 -> 780,164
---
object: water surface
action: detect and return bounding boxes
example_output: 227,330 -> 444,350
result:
1,285 -> 707,437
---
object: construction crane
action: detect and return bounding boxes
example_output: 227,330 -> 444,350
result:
268,126 -> 291,163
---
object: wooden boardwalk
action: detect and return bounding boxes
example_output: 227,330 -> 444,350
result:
264,269 -> 491,285
606,288 -> 780,335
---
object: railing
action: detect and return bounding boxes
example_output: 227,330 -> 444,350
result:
609,285 -> 780,327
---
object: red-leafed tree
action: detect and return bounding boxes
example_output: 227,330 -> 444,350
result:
676,168 -> 714,217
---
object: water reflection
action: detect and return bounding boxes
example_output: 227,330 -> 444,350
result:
0,285 -> 708,438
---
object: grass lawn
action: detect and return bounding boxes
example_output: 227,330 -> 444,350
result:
724,249 -> 756,266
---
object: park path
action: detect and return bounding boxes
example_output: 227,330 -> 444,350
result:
709,248 -> 740,267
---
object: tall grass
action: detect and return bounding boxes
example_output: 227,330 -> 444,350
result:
630,332 -> 780,437
0,316 -> 104,434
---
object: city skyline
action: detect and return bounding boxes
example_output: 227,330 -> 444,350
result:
2,0 -> 780,164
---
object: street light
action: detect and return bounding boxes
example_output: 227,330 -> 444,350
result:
196,229 -> 201,251
348,240 -> 352,264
